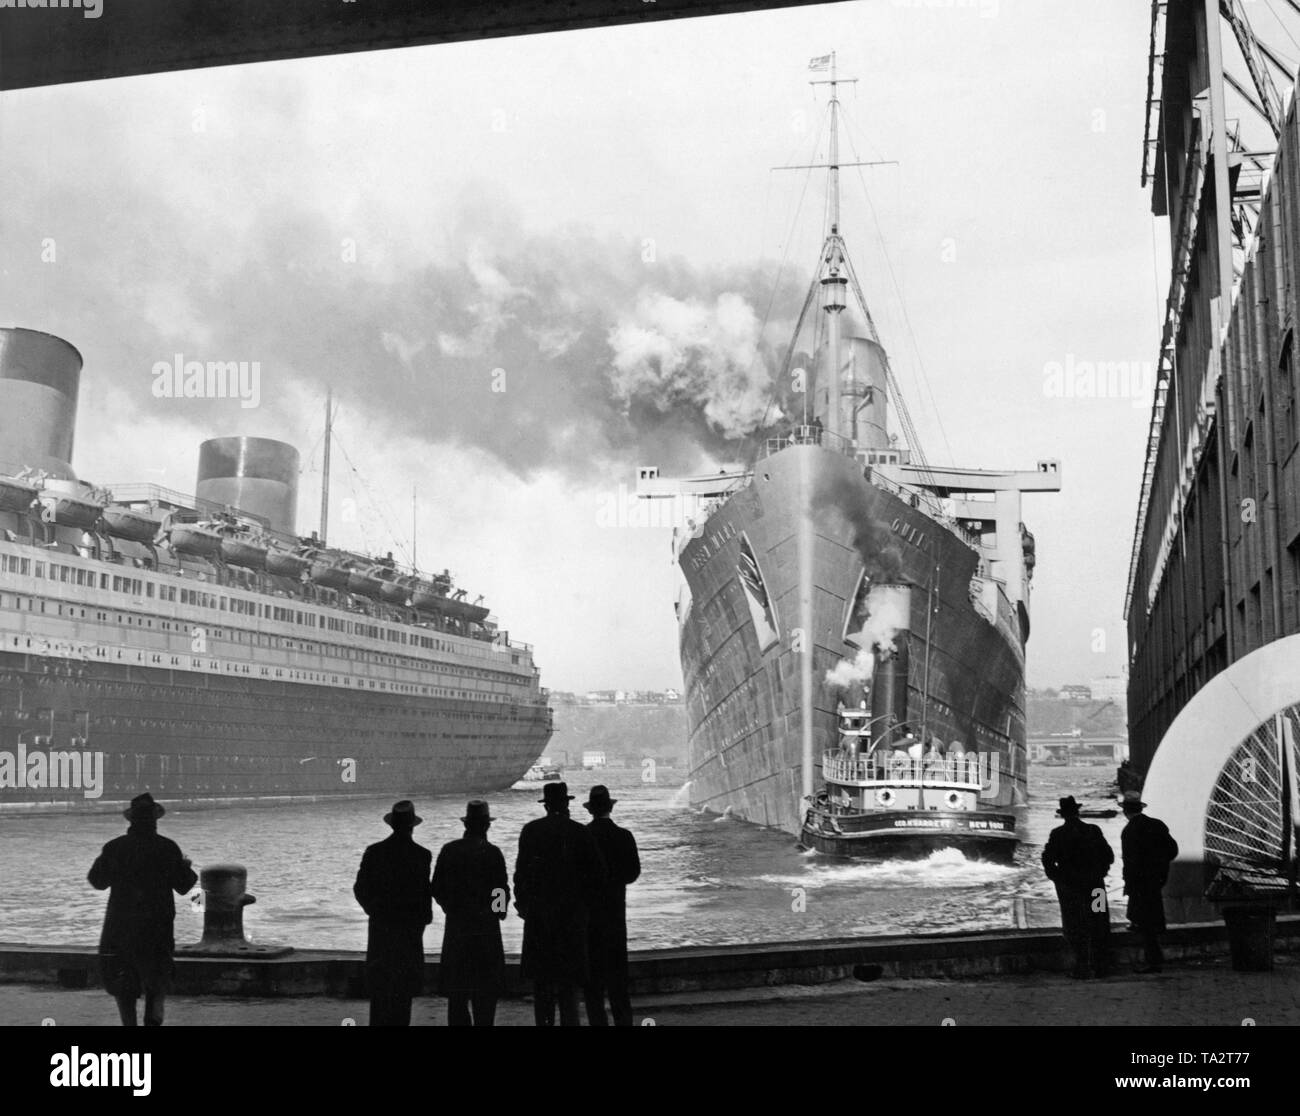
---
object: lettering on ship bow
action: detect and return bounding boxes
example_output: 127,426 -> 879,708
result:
689,521 -> 738,572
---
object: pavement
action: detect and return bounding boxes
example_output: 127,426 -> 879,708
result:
3,954 -> 1298,1026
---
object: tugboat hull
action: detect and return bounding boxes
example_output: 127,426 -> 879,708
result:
800,807 -> 1018,863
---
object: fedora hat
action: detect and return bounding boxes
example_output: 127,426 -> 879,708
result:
383,800 -> 422,827
539,781 -> 574,807
462,799 -> 492,824
1055,795 -> 1081,817
1120,791 -> 1147,811
583,785 -> 618,812
123,792 -> 165,821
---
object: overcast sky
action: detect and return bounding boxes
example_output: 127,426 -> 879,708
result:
4,0 -> 1297,694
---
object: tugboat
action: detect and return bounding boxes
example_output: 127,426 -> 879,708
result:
800,701 -> 1017,863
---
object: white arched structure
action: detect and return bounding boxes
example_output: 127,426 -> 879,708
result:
1144,633 -> 1300,916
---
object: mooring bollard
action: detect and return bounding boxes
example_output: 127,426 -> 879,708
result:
178,863 -> 293,958
1222,905 -> 1276,972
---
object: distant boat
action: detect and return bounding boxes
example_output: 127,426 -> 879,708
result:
513,762 -> 563,790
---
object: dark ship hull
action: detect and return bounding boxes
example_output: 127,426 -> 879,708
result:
678,444 -> 1028,838
0,651 -> 550,813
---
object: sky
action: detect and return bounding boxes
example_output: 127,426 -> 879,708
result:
4,0 -> 1295,694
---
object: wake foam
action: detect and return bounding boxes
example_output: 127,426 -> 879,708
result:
757,847 -> 1017,889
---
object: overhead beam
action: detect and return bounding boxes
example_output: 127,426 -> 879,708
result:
0,0 -> 813,91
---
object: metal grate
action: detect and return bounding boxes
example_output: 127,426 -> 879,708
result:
1205,708 -> 1291,870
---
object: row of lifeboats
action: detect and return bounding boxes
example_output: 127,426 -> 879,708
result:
0,470 -> 489,622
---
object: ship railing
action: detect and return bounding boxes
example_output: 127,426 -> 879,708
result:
759,426 -> 856,461
863,469 -> 984,552
821,751 -> 983,790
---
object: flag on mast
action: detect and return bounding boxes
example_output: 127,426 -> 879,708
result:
808,55 -> 831,71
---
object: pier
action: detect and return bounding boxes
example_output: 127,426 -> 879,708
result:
2,920 -> 1298,1026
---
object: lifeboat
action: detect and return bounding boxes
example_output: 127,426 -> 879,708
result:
220,527 -> 269,570
265,545 -> 310,579
410,579 -> 448,612
0,472 -> 39,514
440,596 -> 491,624
377,571 -> 416,605
345,561 -> 384,598
34,478 -> 109,530
307,550 -> 351,589
102,505 -> 163,542
165,519 -> 223,557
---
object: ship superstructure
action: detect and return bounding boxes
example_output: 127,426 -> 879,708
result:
0,327 -> 551,811
638,55 -> 1060,856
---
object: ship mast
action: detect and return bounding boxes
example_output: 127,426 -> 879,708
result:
320,386 -> 333,545
819,54 -> 849,440
776,54 -> 893,443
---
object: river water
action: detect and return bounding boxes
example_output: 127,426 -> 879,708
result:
0,763 -> 1129,951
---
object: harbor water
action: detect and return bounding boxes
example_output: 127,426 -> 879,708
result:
0,763 -> 1129,951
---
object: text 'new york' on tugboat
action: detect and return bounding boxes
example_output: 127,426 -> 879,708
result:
799,583 -> 1018,863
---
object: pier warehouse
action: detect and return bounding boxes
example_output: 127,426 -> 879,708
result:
1128,0 -> 1300,770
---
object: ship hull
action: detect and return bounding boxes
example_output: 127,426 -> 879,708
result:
0,650 -> 550,813
678,445 -> 1027,840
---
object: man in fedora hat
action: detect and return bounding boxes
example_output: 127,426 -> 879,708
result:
581,784 -> 641,1026
431,800 -> 509,1026
1041,795 -> 1114,979
88,792 -> 198,1026
353,800 -> 433,1026
1120,790 -> 1178,974
514,780 -> 606,1025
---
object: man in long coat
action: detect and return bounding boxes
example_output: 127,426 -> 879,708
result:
353,800 -> 432,1026
431,799 -> 509,1026
1041,795 -> 1114,979
513,781 -> 606,1026
1120,790 -> 1179,973
88,792 -> 198,1026
581,785 -> 641,1026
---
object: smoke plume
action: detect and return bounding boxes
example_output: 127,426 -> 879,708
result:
825,584 -> 911,691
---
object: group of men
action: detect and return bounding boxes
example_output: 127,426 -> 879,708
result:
1041,789 -> 1179,979
352,780 -> 641,1026
85,779 -> 1179,1025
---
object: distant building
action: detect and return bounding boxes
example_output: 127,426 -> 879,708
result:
1060,684 -> 1092,702
582,750 -> 607,770
664,688 -> 681,702
1088,674 -> 1128,704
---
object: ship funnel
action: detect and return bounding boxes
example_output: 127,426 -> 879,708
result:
0,327 -> 82,480
864,584 -> 912,743
196,437 -> 299,536
846,337 -> 889,450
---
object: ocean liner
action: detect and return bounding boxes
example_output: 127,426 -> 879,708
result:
0,326 -> 551,812
638,55 -> 1060,859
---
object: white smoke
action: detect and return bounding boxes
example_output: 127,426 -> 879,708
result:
607,291 -> 774,438
825,585 -> 911,691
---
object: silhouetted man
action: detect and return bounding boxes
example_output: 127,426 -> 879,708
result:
1041,795 -> 1114,979
431,800 -> 509,1026
582,785 -> 641,1026
353,800 -> 432,1026
514,781 -> 606,1026
1120,791 -> 1179,974
88,792 -> 197,1026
